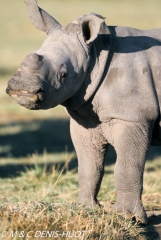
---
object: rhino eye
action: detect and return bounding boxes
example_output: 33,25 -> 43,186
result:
60,72 -> 68,78
58,64 -> 68,80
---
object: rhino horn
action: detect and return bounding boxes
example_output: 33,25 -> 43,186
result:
20,53 -> 44,71
24,0 -> 62,34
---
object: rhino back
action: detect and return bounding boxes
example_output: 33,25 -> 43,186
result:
93,26 -> 161,124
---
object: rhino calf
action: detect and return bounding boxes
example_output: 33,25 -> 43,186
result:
6,0 -> 161,224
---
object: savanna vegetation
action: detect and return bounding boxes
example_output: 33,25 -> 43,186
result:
0,0 -> 161,239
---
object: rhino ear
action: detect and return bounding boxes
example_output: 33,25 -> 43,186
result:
81,14 -> 104,44
24,0 -> 61,34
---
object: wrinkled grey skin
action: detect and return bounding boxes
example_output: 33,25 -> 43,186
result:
6,0 -> 161,224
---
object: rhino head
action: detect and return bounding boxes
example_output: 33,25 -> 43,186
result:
6,0 -> 104,110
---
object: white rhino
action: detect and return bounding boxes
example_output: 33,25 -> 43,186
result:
6,0 -> 161,224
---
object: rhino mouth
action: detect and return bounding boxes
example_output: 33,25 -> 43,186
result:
6,87 -> 45,106
6,88 -> 44,100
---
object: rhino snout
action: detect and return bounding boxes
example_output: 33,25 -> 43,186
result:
6,71 -> 46,109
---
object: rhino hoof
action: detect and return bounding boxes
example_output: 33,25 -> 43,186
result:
104,202 -> 148,225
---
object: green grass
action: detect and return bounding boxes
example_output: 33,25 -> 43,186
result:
0,0 -> 161,239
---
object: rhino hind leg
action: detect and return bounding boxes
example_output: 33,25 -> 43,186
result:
109,119 -> 152,224
70,118 -> 108,206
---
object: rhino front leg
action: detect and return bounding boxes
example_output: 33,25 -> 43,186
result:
70,118 -> 108,206
110,119 -> 152,224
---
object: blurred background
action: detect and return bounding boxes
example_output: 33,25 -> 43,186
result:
0,0 -> 161,177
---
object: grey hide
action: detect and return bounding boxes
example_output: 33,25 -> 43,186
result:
6,0 -> 161,225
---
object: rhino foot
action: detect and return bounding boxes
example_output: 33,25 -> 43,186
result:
77,197 -> 100,207
104,202 -> 147,225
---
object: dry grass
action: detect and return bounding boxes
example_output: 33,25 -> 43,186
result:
0,163 -> 146,240
0,156 -> 160,239
0,203 -> 143,240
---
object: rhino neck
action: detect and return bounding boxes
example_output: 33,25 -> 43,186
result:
63,25 -> 113,112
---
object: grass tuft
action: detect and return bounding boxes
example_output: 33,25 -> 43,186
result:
0,201 -> 144,240
0,160 -> 160,239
